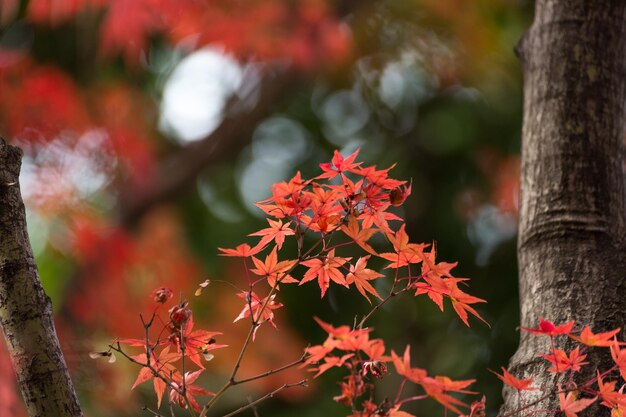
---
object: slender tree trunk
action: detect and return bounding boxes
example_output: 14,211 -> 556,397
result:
503,1 -> 626,415
0,138 -> 83,417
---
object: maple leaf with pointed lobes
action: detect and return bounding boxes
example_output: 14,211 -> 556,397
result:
355,164 -> 405,189
596,371 -> 626,409
489,367 -> 537,391
379,225 -> 427,268
359,208 -> 403,236
610,338 -> 626,380
346,256 -> 384,303
131,347 -> 180,408
218,242 -> 266,257
249,219 -> 295,249
570,326 -> 621,347
169,370 -> 215,413
317,149 -> 362,180
448,283 -> 488,327
250,247 -> 298,288
558,388 -> 596,417
313,316 -> 354,339
271,171 -> 307,197
420,375 -> 475,415
233,291 -> 283,340
390,345 -> 427,384
169,316 -> 226,369
540,347 -> 588,373
302,344 -> 334,368
361,338 -> 387,361
311,353 -> 354,378
299,249 -> 351,298
340,216 -> 378,255
521,318 -> 575,336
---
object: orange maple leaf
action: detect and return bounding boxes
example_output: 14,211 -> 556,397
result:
248,219 -> 295,249
379,225 -> 427,268
299,249 -> 351,297
390,345 -> 427,384
610,339 -> 626,380
558,388 -> 596,417
570,326 -> 621,347
489,367 -> 537,391
250,247 -> 298,288
346,255 -> 384,303
340,216 -> 378,255
218,242 -> 266,257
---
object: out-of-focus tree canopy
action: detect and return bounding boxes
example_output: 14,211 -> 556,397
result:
0,0 -> 531,415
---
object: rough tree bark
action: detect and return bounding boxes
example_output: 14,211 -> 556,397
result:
0,138 -> 83,417
503,1 -> 626,415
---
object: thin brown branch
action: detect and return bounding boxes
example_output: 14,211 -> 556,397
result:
233,352 -> 308,385
220,379 -> 308,417
142,405 -> 166,417
109,343 -> 184,397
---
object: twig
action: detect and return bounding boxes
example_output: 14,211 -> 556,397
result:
109,342 -> 184,397
233,352 -> 308,385
220,379 -> 308,417
142,405 -> 166,417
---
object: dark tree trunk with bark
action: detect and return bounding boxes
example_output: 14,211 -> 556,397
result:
0,138 -> 83,417
503,1 -> 626,415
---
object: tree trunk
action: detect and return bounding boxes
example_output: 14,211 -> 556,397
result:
504,1 -> 626,415
0,138 -> 83,417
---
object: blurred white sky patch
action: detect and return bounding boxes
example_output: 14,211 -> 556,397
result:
467,204 -> 517,266
234,117 -> 312,216
160,47 -> 243,143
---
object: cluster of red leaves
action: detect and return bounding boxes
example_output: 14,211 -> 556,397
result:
300,317 -> 481,417
116,295 -> 226,412
19,0 -> 352,68
220,149 -> 486,327
104,150 -> 487,416
214,149 -> 487,416
489,318 -> 626,417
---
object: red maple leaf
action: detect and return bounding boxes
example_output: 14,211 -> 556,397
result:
355,164 -> 405,189
317,149 -> 362,179
521,318 -> 575,336
218,242 -> 266,258
489,367 -> 537,391
233,291 -> 283,340
131,347 -> 180,408
311,353 -> 354,378
170,316 -> 226,369
540,347 -> 588,373
558,388 -> 596,417
169,370 -> 215,413
299,249 -> 351,297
